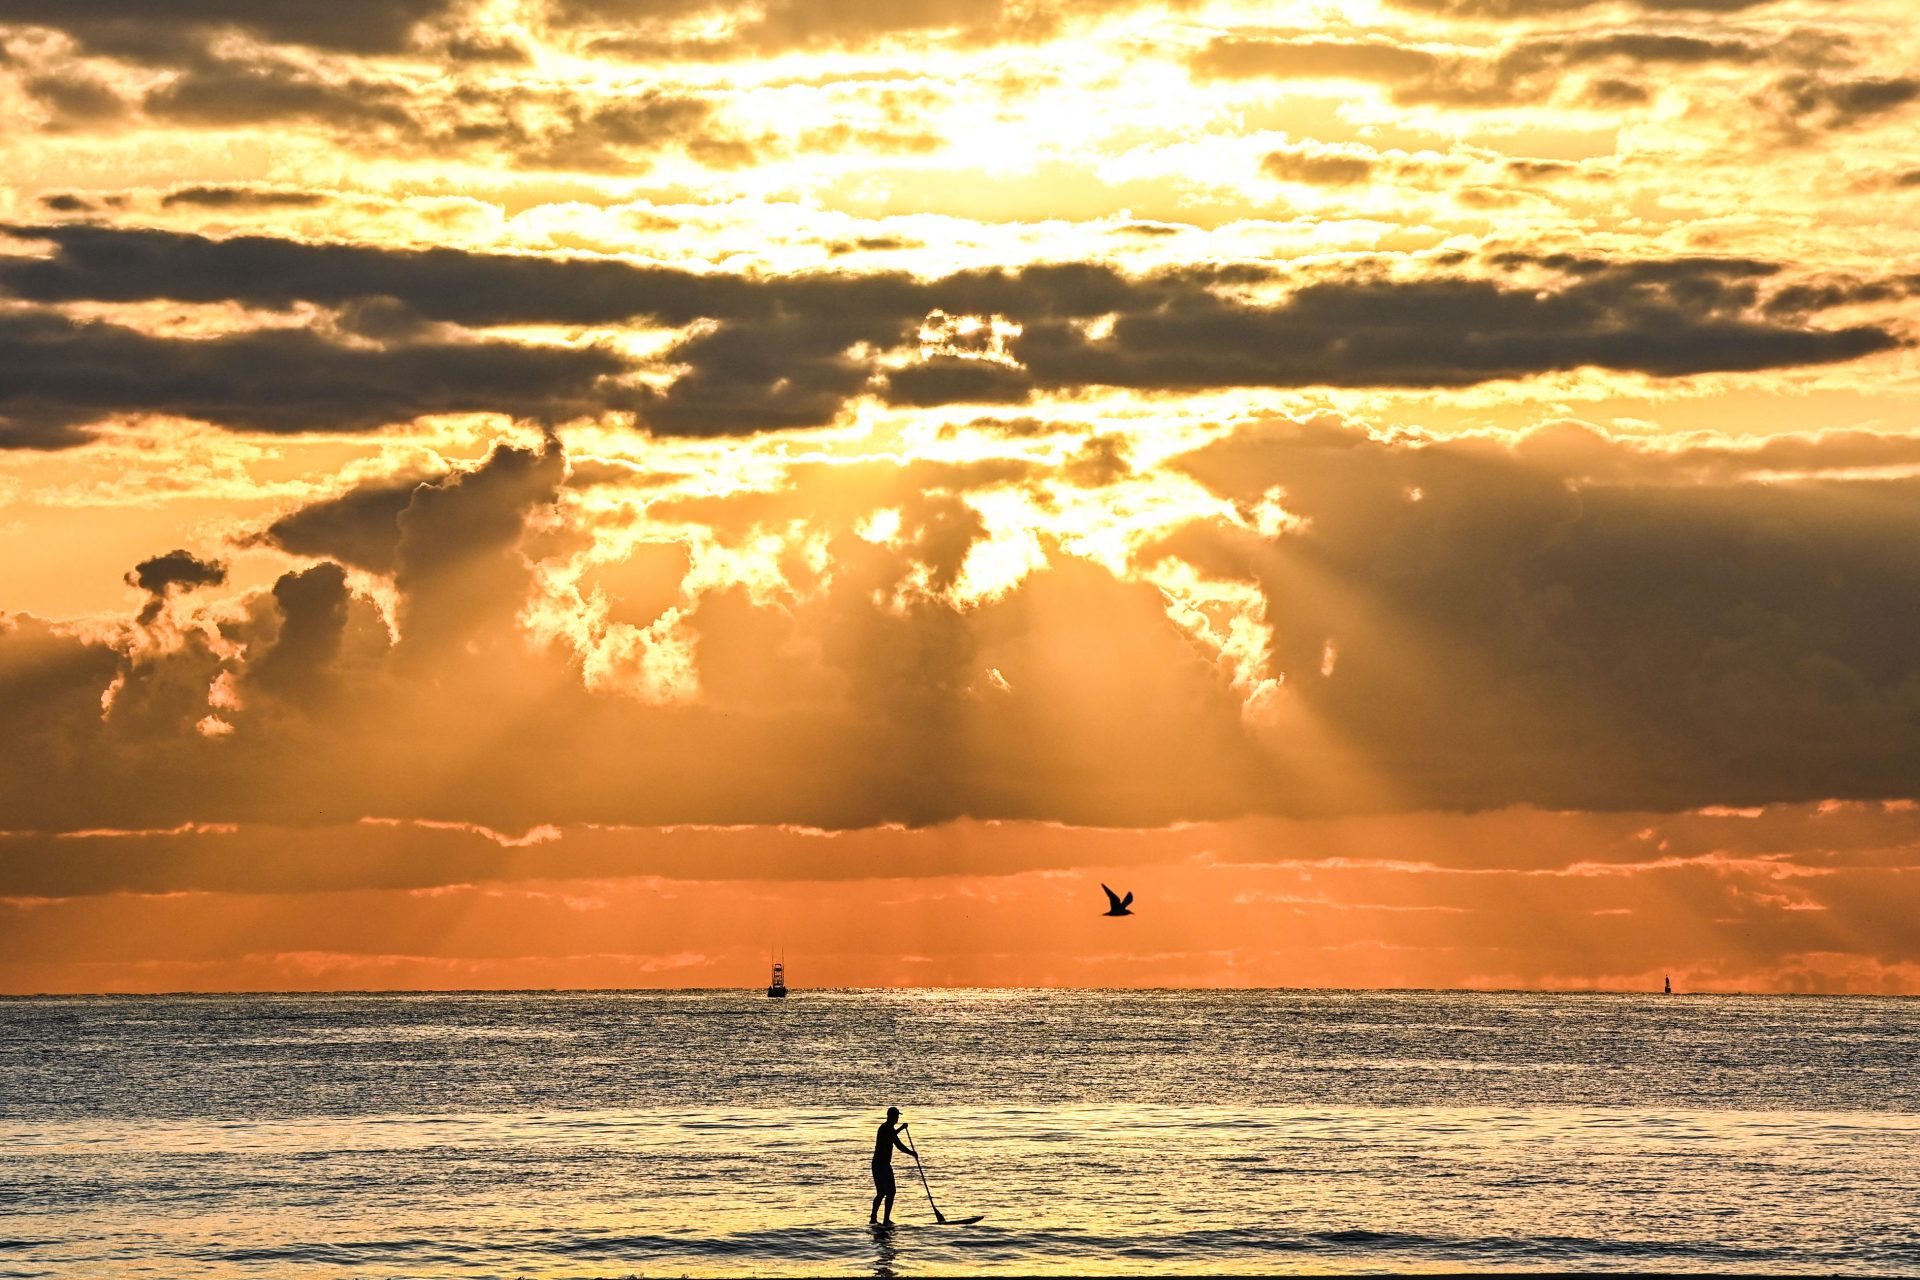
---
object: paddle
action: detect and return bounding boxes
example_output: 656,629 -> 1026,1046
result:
902,1124 -> 983,1226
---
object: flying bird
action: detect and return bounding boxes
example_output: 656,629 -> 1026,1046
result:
1101,884 -> 1134,917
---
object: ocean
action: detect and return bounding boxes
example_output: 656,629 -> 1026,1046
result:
2,989 -> 1917,1277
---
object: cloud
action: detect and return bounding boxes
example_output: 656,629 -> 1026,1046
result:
391,442 -> 566,653
1192,27 -> 1835,109
159,185 -> 331,210
126,549 -> 226,626
247,563 -> 357,702
9,423 -> 1920,837
1381,0 -> 1782,16
882,356 -> 1036,407
1261,145 -> 1379,186
22,70 -> 130,126
546,0 -> 1141,59
262,476 -> 429,574
1167,418 -> 1920,813
1010,262 -> 1899,391
8,800 -> 1915,898
6,802 -> 1920,995
140,60 -> 418,132
440,31 -> 532,63
1763,72 -> 1920,134
4,38 -> 735,171
0,614 -> 122,758
1192,37 -> 1440,87
0,226 -> 1901,442
0,0 -> 470,60
124,56 -> 729,170
126,549 -> 227,596
0,224 -> 1143,328
0,309 -> 641,448
503,92 -> 728,171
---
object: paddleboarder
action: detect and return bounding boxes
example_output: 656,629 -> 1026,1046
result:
870,1106 -> 915,1225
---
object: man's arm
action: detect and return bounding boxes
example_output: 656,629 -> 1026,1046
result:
894,1127 -> 915,1155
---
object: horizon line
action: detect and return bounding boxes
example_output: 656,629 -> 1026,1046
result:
2,983 -> 1910,1000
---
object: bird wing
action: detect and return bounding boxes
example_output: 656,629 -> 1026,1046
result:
1121,891 -> 1133,909
1102,883 -> 1122,910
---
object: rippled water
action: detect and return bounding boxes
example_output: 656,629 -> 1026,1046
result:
2,990 -> 1917,1276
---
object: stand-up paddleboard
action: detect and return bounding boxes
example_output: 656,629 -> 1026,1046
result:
904,1125 -> 983,1225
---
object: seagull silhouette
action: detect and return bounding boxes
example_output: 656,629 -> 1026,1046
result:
1101,884 -> 1134,917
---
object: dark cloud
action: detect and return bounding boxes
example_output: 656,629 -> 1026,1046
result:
501,91 -> 724,172
1483,251 -> 1780,281
638,310 -> 886,432
9,51 -> 728,172
391,443 -> 566,655
1382,0 -> 1781,16
829,235 -> 923,256
0,228 -> 1193,434
1505,158 -> 1579,180
0,226 -> 1902,442
141,60 -> 421,132
441,32 -> 531,63
1262,148 -> 1378,186
1192,37 -> 1439,84
127,549 -> 227,596
883,357 -> 1035,407
0,615 -> 125,792
1524,32 -> 1771,64
0,309 -> 641,448
248,563 -> 355,702
1193,27 -> 1826,108
1760,275 -> 1920,317
1190,34 -> 1530,107
1163,419 -> 1920,814
0,0 -> 467,60
1764,73 -> 1920,133
549,0 -> 1128,60
22,71 -> 129,125
261,477 -> 430,574
1009,264 -> 1899,392
37,194 -> 94,213
1586,77 -> 1651,105
160,186 -> 331,210
0,225 -> 1152,326
126,549 -> 227,625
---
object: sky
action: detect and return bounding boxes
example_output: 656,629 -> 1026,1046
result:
3,0 -> 1920,995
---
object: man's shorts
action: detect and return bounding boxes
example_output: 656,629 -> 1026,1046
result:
871,1160 -> 896,1195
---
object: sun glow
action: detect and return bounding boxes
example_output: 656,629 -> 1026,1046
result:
4,0 -> 1920,993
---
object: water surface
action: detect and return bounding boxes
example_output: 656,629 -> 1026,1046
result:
2,989 -> 1916,1276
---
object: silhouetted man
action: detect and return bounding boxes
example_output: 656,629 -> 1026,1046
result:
870,1106 -> 915,1225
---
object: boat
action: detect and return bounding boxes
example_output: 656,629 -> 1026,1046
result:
766,960 -> 788,998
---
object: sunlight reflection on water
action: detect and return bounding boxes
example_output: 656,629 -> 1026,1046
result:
2,989 -> 1918,1276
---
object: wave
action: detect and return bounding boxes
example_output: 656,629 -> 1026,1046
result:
172,1222 -> 1919,1275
